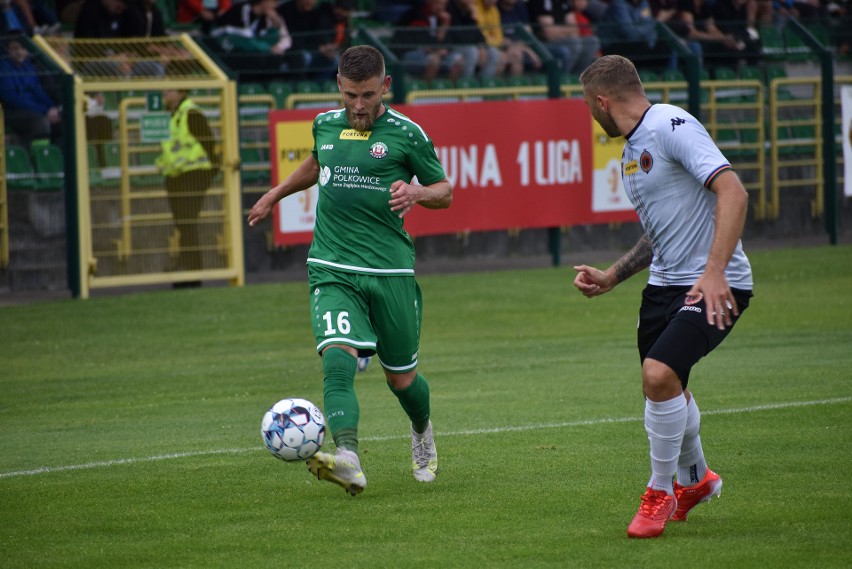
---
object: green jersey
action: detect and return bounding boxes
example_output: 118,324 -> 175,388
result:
307,105 -> 447,275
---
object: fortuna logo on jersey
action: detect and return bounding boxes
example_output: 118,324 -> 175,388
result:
640,150 -> 653,173
340,129 -> 370,140
671,117 -> 687,131
370,142 -> 388,159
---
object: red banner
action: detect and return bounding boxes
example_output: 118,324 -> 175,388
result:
269,99 -> 636,246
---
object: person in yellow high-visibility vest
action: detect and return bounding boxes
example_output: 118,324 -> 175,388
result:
157,88 -> 217,286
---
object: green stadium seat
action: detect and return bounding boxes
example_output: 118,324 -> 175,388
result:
238,82 -> 266,96
239,146 -> 269,185
506,75 -> 531,87
295,80 -> 320,94
662,69 -> 685,82
268,81 -> 293,108
713,67 -> 736,81
638,70 -> 659,82
758,25 -> 785,58
765,65 -> 787,82
30,142 -> 64,191
5,144 -> 36,190
738,66 -> 762,82
561,72 -> 580,85
528,73 -> 548,86
456,77 -> 481,89
320,80 -> 339,93
88,144 -> 105,187
429,78 -> 453,90
480,76 -> 506,89
407,78 -> 428,92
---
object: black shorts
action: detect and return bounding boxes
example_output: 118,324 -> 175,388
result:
637,285 -> 752,388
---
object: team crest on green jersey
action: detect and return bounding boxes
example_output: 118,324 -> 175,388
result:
370,142 -> 388,159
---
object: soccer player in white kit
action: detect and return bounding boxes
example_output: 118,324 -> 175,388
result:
573,55 -> 753,538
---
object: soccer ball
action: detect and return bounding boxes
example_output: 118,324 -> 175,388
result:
261,398 -> 326,462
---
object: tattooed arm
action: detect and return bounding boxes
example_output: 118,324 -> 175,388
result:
572,234 -> 653,298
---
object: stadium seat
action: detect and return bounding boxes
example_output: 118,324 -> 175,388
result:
638,70 -> 659,82
238,82 -> 266,96
765,65 -> 787,82
480,76 -> 506,89
30,142 -> 65,191
456,77 -> 481,89
407,78 -> 428,92
295,80 -> 320,94
429,78 -> 453,90
320,80 -> 339,93
5,144 -> 36,190
758,25 -> 785,58
738,66 -> 762,82
239,146 -> 269,185
268,81 -> 293,108
87,144 -> 105,187
506,75 -> 531,87
662,69 -> 685,82
713,67 -> 736,81
561,73 -> 580,85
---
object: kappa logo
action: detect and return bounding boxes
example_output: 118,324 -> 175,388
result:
671,117 -> 687,131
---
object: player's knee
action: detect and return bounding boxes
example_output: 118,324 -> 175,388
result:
322,346 -> 357,384
385,369 -> 416,391
642,358 -> 682,401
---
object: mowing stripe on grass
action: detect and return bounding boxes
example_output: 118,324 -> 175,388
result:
1,396 -> 849,480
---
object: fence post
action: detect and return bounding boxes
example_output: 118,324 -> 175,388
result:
791,21 -> 838,244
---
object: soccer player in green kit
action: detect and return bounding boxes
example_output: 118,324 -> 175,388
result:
248,45 -> 453,496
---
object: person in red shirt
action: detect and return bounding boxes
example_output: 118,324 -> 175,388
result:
177,0 -> 231,33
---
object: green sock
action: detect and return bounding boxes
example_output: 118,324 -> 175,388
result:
322,347 -> 359,455
390,372 -> 431,434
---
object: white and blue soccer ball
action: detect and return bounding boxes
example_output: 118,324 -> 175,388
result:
261,398 -> 326,462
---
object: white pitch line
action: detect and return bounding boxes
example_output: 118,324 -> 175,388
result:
1,396 -> 849,480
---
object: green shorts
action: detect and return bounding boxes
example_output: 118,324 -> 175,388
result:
308,264 -> 422,373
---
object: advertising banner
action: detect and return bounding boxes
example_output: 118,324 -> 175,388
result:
840,86 -> 852,198
269,99 -> 636,246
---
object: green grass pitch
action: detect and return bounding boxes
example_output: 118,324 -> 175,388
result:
1,244 -> 850,568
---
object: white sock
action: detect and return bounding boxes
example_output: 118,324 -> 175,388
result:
677,396 -> 708,486
645,395 -> 688,495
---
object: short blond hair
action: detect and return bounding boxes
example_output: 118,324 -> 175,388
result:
579,55 -> 645,100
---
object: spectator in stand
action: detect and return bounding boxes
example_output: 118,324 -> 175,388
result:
710,0 -> 763,64
277,0 -> 339,77
475,0 -> 537,76
391,0 -> 473,83
177,0 -> 232,34
1,0 -> 32,35
128,0 -> 168,75
316,0 -> 354,64
527,0 -> 601,75
73,0 -> 148,76
448,0 -> 501,79
9,0 -> 61,35
211,0 -> 293,72
497,0 -> 544,73
597,0 -> 672,69
669,0 -> 734,70
74,0 -> 141,39
0,37 -> 63,148
571,0 -> 600,50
